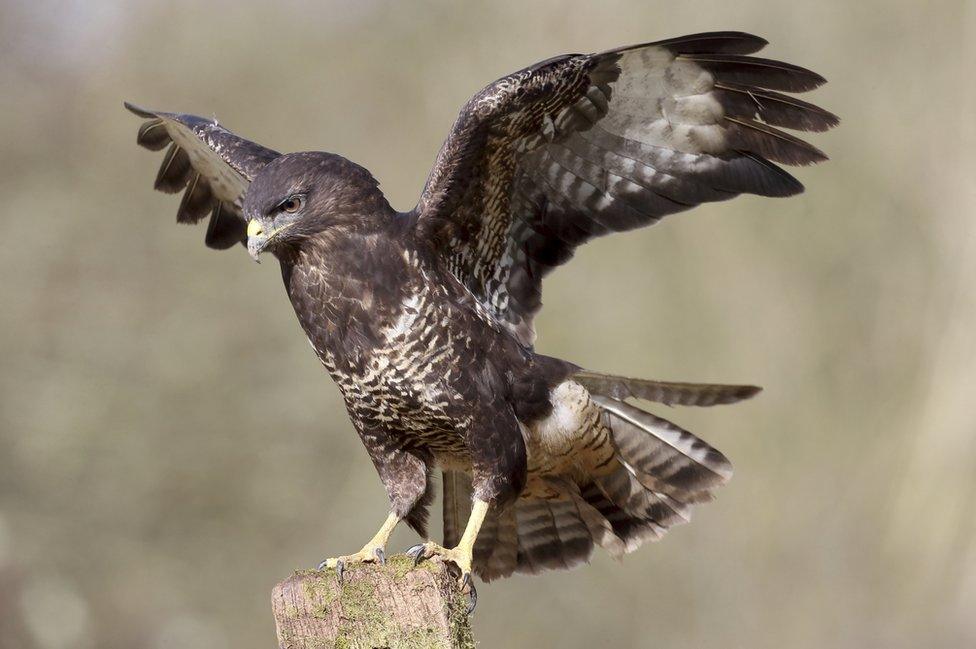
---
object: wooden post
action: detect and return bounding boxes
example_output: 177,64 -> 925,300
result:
271,555 -> 475,649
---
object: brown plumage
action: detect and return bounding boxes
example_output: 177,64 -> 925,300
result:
124,31 -> 835,589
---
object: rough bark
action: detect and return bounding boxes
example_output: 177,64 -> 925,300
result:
271,555 -> 475,649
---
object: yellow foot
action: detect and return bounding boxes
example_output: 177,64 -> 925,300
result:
317,544 -> 386,582
406,541 -> 472,574
406,542 -> 478,613
317,512 -> 400,582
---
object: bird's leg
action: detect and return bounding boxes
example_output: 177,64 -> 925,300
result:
406,498 -> 488,612
318,511 -> 399,579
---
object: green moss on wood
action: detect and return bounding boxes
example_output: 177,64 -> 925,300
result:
281,556 -> 474,649
446,587 -> 476,649
295,555 -> 436,584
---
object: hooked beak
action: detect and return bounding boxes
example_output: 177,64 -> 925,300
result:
246,220 -> 266,262
246,220 -> 294,262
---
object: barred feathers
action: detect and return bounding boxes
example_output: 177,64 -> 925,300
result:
574,370 -> 761,407
445,381 -> 738,580
416,31 -> 837,347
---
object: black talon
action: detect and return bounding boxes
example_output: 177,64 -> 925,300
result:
406,543 -> 427,566
461,573 -> 477,615
406,543 -> 424,556
375,547 -> 386,565
316,559 -> 328,570
335,559 -> 345,584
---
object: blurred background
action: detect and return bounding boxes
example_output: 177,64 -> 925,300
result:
1,0 -> 974,647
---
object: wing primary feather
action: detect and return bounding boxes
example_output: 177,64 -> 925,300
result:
204,202 -> 246,250
715,82 -> 840,132
123,101 -> 156,119
606,31 -> 769,57
725,116 -> 828,166
680,53 -> 827,92
136,119 -> 171,151
153,144 -> 191,193
176,173 -> 215,224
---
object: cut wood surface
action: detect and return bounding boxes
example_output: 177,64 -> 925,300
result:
271,555 -> 475,649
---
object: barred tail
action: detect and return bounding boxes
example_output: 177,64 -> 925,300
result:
442,471 -> 615,582
580,395 -> 733,553
580,373 -> 749,551
574,369 -> 761,406
442,372 -> 756,581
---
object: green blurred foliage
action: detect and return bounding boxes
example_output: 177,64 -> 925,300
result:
1,1 -> 974,647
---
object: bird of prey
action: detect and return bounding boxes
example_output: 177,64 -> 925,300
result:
126,31 -> 835,604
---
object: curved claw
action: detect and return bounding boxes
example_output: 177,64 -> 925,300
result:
406,543 -> 427,566
461,573 -> 478,615
405,543 -> 425,556
316,559 -> 329,570
335,559 -> 345,584
374,547 -> 386,565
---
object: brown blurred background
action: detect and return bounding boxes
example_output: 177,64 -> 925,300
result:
1,1 -> 974,647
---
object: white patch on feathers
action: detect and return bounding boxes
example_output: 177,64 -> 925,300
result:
528,381 -> 589,456
602,45 -> 728,156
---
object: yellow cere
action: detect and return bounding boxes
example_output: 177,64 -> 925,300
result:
246,219 -> 264,238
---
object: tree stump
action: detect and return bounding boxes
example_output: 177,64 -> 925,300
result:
271,555 -> 475,649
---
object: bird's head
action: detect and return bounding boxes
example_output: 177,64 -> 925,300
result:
242,151 -> 393,261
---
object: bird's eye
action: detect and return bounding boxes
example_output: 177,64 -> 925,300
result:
279,195 -> 304,213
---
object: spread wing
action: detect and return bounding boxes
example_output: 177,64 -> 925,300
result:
124,102 -> 280,249
413,32 -> 837,346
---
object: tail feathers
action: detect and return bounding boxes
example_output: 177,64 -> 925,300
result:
594,395 -> 733,501
506,395 -> 733,567
442,469 -> 472,548
443,470 -> 520,581
579,482 -> 668,551
472,504 -> 501,569
593,465 -> 692,530
482,484 -> 634,581
479,507 -> 518,581
571,396 -> 731,554
514,499 -> 595,576
443,472 -> 617,582
441,386 -> 736,580
566,486 -> 626,559
574,369 -> 761,407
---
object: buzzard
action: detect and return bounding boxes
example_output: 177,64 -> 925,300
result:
126,31 -> 835,606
